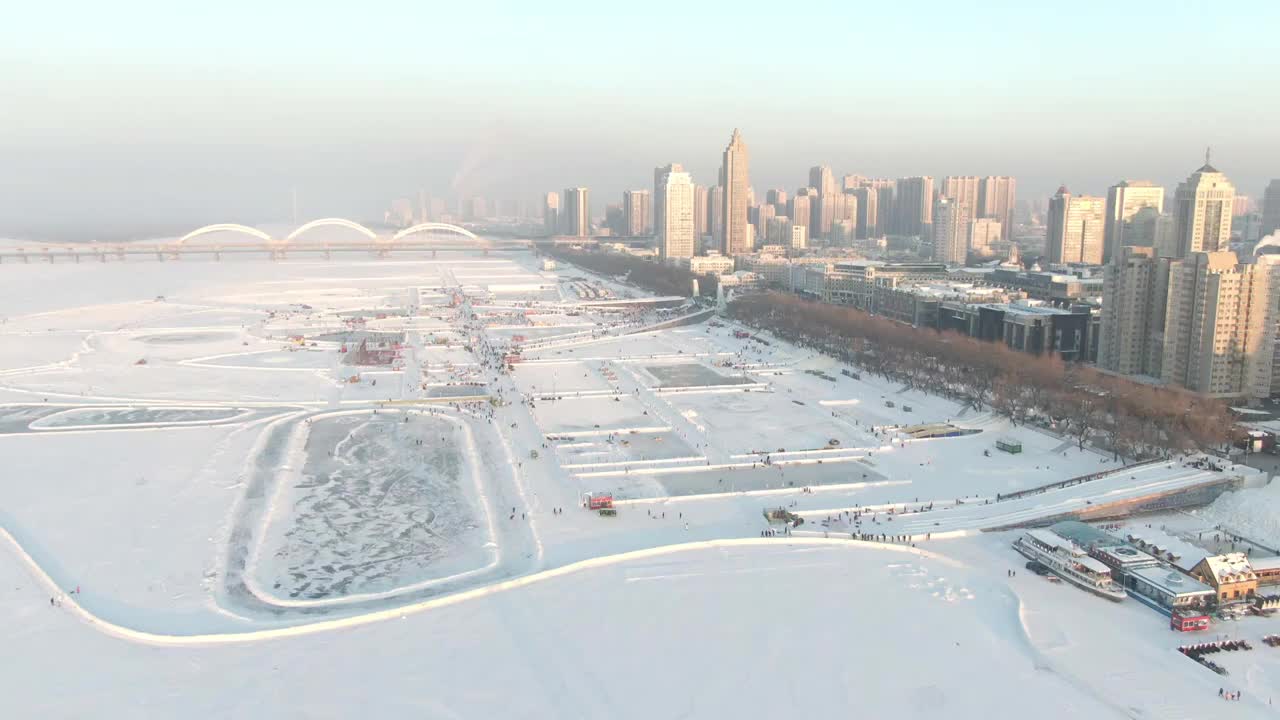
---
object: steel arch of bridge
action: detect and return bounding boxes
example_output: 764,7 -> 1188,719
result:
286,218 -> 378,243
392,223 -> 481,242
177,224 -> 274,246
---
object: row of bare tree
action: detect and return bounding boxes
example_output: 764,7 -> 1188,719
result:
728,292 -> 1234,461
544,247 -> 718,297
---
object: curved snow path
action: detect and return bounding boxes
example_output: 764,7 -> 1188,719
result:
5,533 -> 953,647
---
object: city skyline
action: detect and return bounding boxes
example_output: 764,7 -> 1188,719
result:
3,1 -> 1280,239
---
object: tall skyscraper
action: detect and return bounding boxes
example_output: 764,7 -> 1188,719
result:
1260,179 -> 1280,238
1046,186 -> 1106,264
1172,154 -> 1235,258
693,184 -> 709,241
978,176 -> 1017,239
543,192 -> 560,235
709,185 -> 724,248
657,171 -> 695,259
1103,180 -> 1165,262
1099,246 -> 1170,378
604,204 -> 625,236
754,203 -> 776,246
767,188 -> 788,214
867,179 -> 896,237
932,197 -> 971,265
1162,252 -> 1280,399
721,129 -> 751,254
848,187 -> 877,239
1153,214 -> 1179,258
809,165 -> 836,238
895,176 -> 934,236
562,187 -> 590,236
623,190 -> 651,236
940,176 -> 981,215
653,163 -> 684,239
788,192 -> 812,243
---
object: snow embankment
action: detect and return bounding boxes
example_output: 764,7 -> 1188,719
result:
1199,477 -> 1280,548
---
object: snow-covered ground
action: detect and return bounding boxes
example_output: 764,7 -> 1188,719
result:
1,247 -> 1276,717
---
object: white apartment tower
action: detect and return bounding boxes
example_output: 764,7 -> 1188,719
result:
657,171 -> 696,259
932,197 -> 971,265
1046,186 -> 1106,265
1161,252 -> 1280,399
1173,155 -> 1235,258
653,164 -> 683,238
978,176 -> 1017,240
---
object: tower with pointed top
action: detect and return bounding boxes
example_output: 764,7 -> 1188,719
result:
1173,152 -> 1235,258
721,129 -> 751,255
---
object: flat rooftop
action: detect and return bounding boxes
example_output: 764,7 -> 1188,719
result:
1127,564 -> 1215,596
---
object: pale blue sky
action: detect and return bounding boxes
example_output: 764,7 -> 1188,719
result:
2,0 -> 1277,238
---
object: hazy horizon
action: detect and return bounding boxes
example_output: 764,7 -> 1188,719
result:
3,0 -> 1278,240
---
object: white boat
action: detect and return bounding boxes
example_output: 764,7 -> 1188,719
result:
1014,528 -> 1126,602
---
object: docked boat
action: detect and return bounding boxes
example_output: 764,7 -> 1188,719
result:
1014,528 -> 1127,602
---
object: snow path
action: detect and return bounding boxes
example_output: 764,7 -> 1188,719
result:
6,530 -> 950,645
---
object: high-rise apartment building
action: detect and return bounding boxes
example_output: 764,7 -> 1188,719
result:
932,197 -> 971,265
766,216 -> 789,244
969,218 -> 1002,255
940,176 -> 981,215
1261,179 -> 1280,238
788,192 -> 812,243
842,175 -> 865,192
721,129 -> 751,255
754,203 -> 776,246
1098,246 -> 1170,378
709,185 -> 724,247
809,166 -> 836,238
867,179 -> 896,237
1046,187 -> 1106,265
1234,196 -> 1253,217
693,185 -> 709,241
833,193 -> 857,234
657,171 -> 695,259
1172,156 -> 1235,258
788,223 -> 808,250
604,204 -> 625,236
978,176 -> 1017,239
1161,252 -> 1280,399
562,187 -> 590,236
895,176 -> 934,236
767,188 -> 788,214
653,163 -> 684,238
543,191 -> 560,235
848,187 -> 877,239
1103,181 -> 1165,263
623,190 -> 651,236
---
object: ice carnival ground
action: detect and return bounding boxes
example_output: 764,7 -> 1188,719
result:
1,239 -> 1278,717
